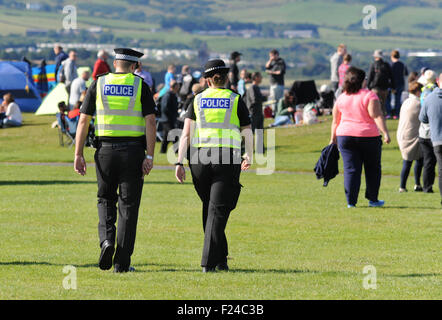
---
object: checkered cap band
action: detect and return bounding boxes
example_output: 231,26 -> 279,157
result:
115,54 -> 139,62
204,66 -> 229,74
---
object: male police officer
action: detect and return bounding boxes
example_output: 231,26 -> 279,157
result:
74,48 -> 157,273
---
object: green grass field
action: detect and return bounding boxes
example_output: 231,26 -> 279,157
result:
0,114 -> 440,299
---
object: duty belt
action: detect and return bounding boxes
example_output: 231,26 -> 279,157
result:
100,141 -> 143,148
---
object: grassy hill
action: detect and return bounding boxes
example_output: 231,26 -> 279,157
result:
0,0 -> 441,80
1,0 -> 441,50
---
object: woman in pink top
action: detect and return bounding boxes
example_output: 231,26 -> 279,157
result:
330,67 -> 391,208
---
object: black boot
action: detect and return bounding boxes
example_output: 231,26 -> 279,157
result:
98,240 -> 114,270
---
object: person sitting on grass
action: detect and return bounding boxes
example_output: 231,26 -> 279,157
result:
1,93 -> 22,128
269,92 -> 296,127
0,100 -> 6,123
56,101 -> 77,136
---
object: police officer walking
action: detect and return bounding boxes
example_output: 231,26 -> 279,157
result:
175,59 -> 253,272
74,48 -> 157,273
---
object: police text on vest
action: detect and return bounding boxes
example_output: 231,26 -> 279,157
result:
103,85 -> 134,97
200,98 -> 231,109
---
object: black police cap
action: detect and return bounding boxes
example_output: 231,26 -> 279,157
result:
203,59 -> 230,78
114,48 -> 144,62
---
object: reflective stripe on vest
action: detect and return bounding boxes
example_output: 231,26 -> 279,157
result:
191,137 -> 242,149
192,88 -> 241,149
95,74 -> 145,137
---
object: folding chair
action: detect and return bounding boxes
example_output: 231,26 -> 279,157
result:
56,113 -> 77,148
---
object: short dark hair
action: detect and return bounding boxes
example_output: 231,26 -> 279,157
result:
342,66 -> 366,94
391,50 -> 400,59
270,49 -> 279,56
251,72 -> 261,81
116,59 -> 137,69
283,91 -> 296,105
343,54 -> 352,63
58,101 -> 67,112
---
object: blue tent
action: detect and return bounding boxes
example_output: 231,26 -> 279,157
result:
0,61 -> 42,112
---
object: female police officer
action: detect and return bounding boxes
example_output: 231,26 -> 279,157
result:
175,59 -> 253,272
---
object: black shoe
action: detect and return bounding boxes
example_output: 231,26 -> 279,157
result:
202,266 -> 216,273
216,262 -> 229,271
114,265 -> 135,273
98,240 -> 114,270
424,187 -> 434,193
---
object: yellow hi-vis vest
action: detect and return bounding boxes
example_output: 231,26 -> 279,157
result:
95,73 -> 145,137
192,88 -> 241,149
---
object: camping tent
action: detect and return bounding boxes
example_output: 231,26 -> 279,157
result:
35,66 -> 92,115
0,61 -> 42,112
35,83 -> 68,115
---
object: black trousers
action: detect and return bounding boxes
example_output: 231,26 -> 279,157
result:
160,122 -> 177,154
251,114 -> 264,154
337,136 -> 382,205
94,143 -> 145,270
189,148 -> 242,267
433,145 -> 442,199
419,138 -> 437,192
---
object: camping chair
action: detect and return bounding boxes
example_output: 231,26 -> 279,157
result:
56,112 -> 77,147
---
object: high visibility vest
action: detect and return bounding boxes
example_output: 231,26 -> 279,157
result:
421,83 -> 437,104
192,88 -> 241,149
95,73 -> 145,137
422,83 -> 436,92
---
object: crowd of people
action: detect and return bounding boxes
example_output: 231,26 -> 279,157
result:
327,43 -> 442,207
2,43 -> 442,207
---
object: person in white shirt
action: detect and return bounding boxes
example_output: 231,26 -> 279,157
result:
1,93 -> 22,128
69,70 -> 90,109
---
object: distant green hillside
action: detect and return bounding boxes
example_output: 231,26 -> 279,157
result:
1,0 -> 441,48
0,0 -> 441,79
